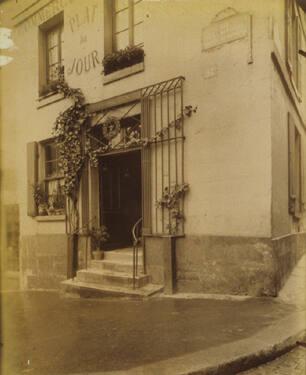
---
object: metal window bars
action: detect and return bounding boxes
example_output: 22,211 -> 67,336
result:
141,76 -> 186,236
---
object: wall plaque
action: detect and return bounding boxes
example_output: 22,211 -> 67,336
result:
202,12 -> 250,52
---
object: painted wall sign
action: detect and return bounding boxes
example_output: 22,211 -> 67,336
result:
15,0 -> 75,33
68,5 -> 98,33
67,50 -> 100,75
202,13 -> 250,51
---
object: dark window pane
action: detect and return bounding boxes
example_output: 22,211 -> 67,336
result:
45,144 -> 57,162
45,160 -> 57,177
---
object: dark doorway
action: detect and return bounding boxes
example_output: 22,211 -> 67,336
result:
99,150 -> 142,250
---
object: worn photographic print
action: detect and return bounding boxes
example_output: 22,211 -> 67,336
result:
0,0 -> 306,374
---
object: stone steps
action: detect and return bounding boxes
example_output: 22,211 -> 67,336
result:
103,248 -> 143,263
90,259 -> 144,273
61,279 -> 163,299
76,268 -> 149,288
61,247 -> 159,299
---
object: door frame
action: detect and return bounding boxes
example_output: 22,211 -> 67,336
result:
98,148 -> 142,249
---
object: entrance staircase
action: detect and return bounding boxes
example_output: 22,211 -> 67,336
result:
61,248 -> 163,298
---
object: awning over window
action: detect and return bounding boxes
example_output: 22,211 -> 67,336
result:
91,102 -> 141,127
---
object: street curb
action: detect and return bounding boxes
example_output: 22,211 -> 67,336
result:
190,330 -> 305,375
99,310 -> 306,375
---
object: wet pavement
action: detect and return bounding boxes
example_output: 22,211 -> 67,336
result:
0,291 -> 298,375
239,346 -> 306,374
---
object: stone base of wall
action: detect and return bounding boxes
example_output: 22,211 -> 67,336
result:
272,232 -> 306,292
20,231 -> 306,295
20,234 -> 67,290
176,235 -> 278,296
145,232 -> 306,297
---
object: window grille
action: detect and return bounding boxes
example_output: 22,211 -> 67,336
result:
141,76 -> 186,235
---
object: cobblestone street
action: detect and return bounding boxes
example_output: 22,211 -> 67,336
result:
240,346 -> 306,374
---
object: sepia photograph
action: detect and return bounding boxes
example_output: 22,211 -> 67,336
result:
0,0 -> 306,374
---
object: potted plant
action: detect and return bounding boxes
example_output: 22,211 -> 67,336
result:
32,183 -> 48,216
90,225 -> 110,260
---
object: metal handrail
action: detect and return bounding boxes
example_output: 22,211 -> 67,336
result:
132,217 -> 142,289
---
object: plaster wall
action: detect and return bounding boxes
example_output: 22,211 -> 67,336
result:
270,4 -> 306,238
0,0 -> 276,240
1,0 -> 294,292
270,66 -> 306,238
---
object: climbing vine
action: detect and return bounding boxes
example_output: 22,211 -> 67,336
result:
157,183 -> 189,234
52,75 -> 87,199
52,76 -> 196,235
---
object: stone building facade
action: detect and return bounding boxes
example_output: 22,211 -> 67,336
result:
1,0 -> 306,296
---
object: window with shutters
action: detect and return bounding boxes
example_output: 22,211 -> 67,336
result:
286,0 -> 303,95
43,142 -> 65,214
288,114 -> 303,217
26,140 -> 65,217
39,13 -> 64,97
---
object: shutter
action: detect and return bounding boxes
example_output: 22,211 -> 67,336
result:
286,0 -> 293,71
27,142 -> 38,217
295,131 -> 302,215
288,113 -> 296,215
297,21 -> 302,92
302,137 -> 306,211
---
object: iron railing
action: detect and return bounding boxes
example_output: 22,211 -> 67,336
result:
132,217 -> 142,289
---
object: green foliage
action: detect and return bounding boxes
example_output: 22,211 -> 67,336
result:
52,78 -> 87,198
157,183 -> 189,210
102,45 -> 144,75
40,66 -> 65,97
157,183 -> 189,234
89,225 -> 110,249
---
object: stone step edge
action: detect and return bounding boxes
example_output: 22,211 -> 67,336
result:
103,254 -> 143,260
104,248 -> 143,253
89,260 -> 144,270
77,269 -> 148,279
90,259 -> 143,266
61,279 -> 163,298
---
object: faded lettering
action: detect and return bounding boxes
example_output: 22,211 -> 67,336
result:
16,0 -> 75,34
67,50 -> 101,75
69,4 -> 98,33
